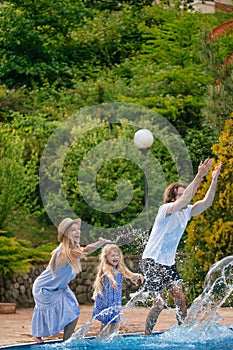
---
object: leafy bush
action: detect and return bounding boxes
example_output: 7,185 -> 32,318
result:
0,125 -> 38,228
0,236 -> 54,275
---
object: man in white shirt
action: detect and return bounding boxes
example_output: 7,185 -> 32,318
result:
142,158 -> 222,335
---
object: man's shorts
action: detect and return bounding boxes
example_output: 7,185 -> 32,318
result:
141,258 -> 182,294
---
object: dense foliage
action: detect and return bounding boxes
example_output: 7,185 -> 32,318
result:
183,115 -> 233,300
0,1 -> 232,303
202,21 -> 233,131
0,125 -> 38,227
0,236 -> 54,275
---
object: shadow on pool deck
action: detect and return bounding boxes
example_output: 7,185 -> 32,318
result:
1,306 -> 233,347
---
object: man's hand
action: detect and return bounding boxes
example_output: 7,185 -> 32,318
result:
197,158 -> 213,177
212,162 -> 222,181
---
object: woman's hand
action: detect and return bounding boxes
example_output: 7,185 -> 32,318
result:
83,237 -> 112,254
98,237 -> 112,244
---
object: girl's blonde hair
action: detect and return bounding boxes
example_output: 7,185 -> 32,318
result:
49,224 -> 86,276
93,244 -> 137,299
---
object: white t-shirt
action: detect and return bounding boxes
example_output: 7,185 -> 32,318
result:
142,203 -> 193,266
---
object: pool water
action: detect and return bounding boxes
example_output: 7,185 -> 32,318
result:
3,325 -> 233,350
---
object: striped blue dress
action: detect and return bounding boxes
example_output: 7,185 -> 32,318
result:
31,253 -> 80,337
92,269 -> 122,324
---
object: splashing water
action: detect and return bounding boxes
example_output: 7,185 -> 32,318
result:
70,288 -> 149,342
70,256 -> 233,343
156,255 -> 233,347
184,255 -> 233,327
4,257 -> 233,350
113,226 -> 148,252
157,256 -> 233,348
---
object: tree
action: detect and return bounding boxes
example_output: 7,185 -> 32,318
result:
0,1 -> 143,88
0,0 -> 89,88
82,0 -> 154,11
183,115 -> 233,299
202,21 -> 233,131
0,125 -> 38,228
206,21 -> 233,68
112,7 -> 222,137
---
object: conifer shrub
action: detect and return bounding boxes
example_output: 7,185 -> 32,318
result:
183,115 -> 233,301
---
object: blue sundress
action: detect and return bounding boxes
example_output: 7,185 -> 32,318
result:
92,269 -> 122,324
31,252 -> 80,337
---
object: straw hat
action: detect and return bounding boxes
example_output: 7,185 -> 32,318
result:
57,217 -> 81,242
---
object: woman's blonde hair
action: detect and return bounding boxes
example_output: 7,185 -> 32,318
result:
49,222 -> 86,276
93,244 -> 137,299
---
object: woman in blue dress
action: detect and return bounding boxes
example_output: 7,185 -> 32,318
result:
31,217 -> 111,342
92,244 -> 144,336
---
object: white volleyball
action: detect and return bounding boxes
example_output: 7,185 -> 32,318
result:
134,129 -> 154,149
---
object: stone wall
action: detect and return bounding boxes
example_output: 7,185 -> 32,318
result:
0,255 -> 142,307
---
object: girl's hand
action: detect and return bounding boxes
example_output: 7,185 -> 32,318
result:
111,279 -> 118,290
138,274 -> 144,283
135,273 -> 144,284
104,269 -> 118,290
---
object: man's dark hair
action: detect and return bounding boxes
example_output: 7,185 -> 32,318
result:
163,182 -> 187,203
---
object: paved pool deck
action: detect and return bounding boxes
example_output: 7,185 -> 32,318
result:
1,306 -> 233,347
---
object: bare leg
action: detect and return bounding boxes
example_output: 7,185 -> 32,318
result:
34,337 -> 43,342
100,323 -> 106,332
145,293 -> 165,335
169,283 -> 187,325
63,317 -> 79,341
97,322 -> 120,340
99,322 -> 119,336
109,322 -> 119,334
99,322 -> 108,336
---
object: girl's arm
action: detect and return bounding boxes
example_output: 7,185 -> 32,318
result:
123,266 -> 144,285
83,237 -> 112,254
